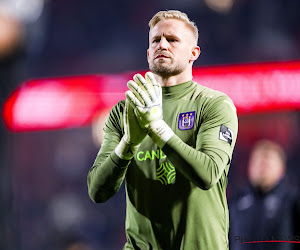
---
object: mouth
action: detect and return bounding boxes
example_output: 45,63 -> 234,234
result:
155,54 -> 170,59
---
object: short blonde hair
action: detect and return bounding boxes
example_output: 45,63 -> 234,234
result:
148,10 -> 198,44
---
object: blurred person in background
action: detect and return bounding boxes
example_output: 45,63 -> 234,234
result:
0,5 -> 22,248
229,139 -> 300,250
0,1 -> 23,100
88,9 -> 238,249
0,0 -> 45,91
0,0 -> 45,248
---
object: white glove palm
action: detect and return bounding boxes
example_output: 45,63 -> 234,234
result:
126,72 -> 162,130
126,72 -> 174,148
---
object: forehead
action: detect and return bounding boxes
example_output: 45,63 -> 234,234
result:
149,19 -> 192,39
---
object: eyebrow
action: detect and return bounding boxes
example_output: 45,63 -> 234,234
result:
151,33 -> 180,41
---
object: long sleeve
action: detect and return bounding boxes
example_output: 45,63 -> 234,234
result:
161,95 -> 238,190
91,82 -> 238,249
87,101 -> 130,203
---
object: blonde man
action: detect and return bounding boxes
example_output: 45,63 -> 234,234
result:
88,10 -> 238,249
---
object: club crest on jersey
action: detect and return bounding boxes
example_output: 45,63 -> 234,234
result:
178,111 -> 195,130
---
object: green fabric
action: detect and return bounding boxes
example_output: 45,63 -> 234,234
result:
88,80 -> 238,249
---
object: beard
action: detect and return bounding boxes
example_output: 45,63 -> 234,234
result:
149,59 -> 186,78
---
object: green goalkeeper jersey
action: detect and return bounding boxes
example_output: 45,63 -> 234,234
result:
88,80 -> 238,250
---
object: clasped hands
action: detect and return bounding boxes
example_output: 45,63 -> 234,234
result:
115,72 -> 174,160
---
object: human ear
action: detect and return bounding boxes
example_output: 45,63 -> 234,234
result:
189,46 -> 201,62
147,49 -> 150,63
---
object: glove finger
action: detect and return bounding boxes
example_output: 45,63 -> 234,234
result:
134,74 -> 157,102
125,90 -> 143,108
127,80 -> 145,105
145,72 -> 161,99
133,74 -> 148,92
127,80 -> 152,106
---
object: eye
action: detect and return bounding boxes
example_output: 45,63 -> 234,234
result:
153,38 -> 160,43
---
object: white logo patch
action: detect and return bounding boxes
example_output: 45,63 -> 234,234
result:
219,124 -> 233,145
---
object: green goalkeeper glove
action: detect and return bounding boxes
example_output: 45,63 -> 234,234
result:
115,99 -> 147,160
126,72 -> 174,148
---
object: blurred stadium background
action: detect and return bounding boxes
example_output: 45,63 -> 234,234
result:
1,0 -> 300,249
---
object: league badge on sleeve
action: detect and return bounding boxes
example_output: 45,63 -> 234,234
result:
178,111 -> 195,130
219,124 -> 233,145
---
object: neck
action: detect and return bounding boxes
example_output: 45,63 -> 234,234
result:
153,68 -> 193,87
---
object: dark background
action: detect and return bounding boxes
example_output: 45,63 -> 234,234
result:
1,0 -> 300,249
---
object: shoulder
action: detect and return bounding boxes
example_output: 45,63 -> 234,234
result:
280,178 -> 300,200
192,81 -> 236,110
111,99 -> 126,113
192,82 -> 237,123
107,100 -> 126,121
104,100 -> 126,133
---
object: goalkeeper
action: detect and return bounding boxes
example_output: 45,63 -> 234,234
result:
88,10 -> 238,250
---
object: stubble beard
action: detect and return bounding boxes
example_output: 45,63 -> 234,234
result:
149,59 -> 185,78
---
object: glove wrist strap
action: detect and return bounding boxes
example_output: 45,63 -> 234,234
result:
148,120 -> 174,148
115,138 -> 140,160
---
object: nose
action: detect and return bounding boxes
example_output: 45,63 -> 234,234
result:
158,37 -> 168,50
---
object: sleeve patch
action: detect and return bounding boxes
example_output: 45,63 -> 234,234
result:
219,124 -> 233,145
